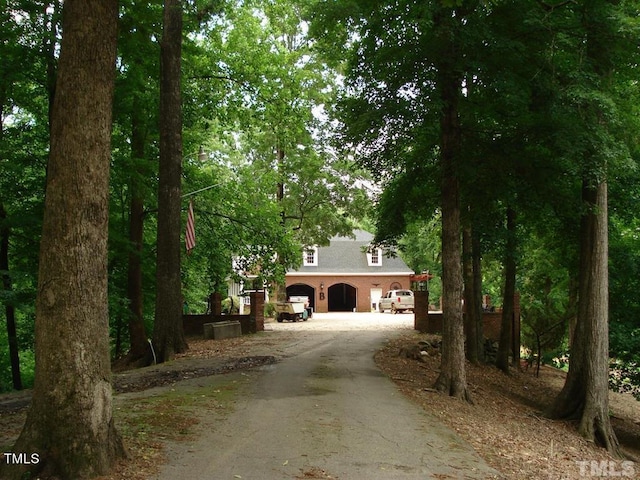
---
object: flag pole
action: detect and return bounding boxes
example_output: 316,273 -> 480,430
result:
181,182 -> 224,198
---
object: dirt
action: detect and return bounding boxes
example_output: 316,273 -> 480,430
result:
2,325 -> 639,479
375,332 -> 640,479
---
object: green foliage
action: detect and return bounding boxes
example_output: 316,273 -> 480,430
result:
264,302 -> 277,319
610,360 -> 640,400
0,325 -> 34,393
398,216 -> 443,301
221,296 -> 241,315
0,326 -> 11,392
518,230 -> 574,356
609,218 -> 640,360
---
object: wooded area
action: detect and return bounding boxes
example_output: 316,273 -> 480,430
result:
2,0 -> 640,477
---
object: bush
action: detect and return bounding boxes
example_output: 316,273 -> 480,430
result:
221,296 -> 241,314
0,346 -> 35,393
264,302 -> 276,319
609,359 -> 640,400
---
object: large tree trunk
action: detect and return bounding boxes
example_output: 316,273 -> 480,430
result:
436,161 -> 469,401
0,1 -> 125,478
549,180 -> 620,454
153,0 -> 187,363
432,7 -> 470,401
496,206 -> 517,372
550,1 -> 620,455
126,99 -> 150,364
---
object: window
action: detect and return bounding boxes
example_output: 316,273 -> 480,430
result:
367,247 -> 383,266
303,246 -> 318,266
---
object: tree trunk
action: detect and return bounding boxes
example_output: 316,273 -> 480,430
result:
0,203 -> 22,390
0,93 -> 22,392
126,99 -> 150,363
472,224 -> 484,362
436,164 -> 469,401
463,212 -> 483,364
0,1 -> 125,478
550,1 -> 620,455
496,206 -> 517,372
153,0 -> 187,363
432,7 -> 471,401
549,180 -> 620,454
274,146 -> 287,302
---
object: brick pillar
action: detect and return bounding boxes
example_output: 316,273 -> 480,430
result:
414,290 -> 429,333
210,292 -> 222,316
249,291 -> 265,333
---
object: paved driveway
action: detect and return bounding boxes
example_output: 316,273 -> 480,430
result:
154,313 -> 502,480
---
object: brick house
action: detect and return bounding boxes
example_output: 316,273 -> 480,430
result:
286,230 -> 414,313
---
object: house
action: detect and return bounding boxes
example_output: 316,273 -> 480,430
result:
286,230 -> 414,313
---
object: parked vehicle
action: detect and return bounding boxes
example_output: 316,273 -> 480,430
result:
378,289 -> 414,313
275,301 -> 308,322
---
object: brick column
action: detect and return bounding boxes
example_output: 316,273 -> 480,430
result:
414,290 -> 429,333
249,291 -> 265,333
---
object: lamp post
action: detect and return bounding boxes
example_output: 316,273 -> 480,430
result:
198,145 -> 207,162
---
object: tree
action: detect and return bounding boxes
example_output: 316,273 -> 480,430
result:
551,179 -> 619,453
0,0 -> 55,392
548,0 -> 638,454
176,0 -> 368,303
113,0 -> 163,365
209,0 -> 364,247
431,5 -> 470,400
0,0 -> 125,477
462,210 -> 484,364
310,0 -> 472,400
153,0 -> 188,363
496,207 -> 517,372
0,203 -> 21,390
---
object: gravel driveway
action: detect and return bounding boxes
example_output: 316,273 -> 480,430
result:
154,312 -> 502,480
269,311 -> 417,331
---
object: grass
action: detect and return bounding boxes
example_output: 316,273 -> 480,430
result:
98,373 -> 249,480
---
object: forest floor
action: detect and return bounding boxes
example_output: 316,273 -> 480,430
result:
375,332 -> 640,479
1,327 -> 639,479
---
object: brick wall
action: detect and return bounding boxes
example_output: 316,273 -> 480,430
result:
417,294 -> 521,358
183,291 -> 265,337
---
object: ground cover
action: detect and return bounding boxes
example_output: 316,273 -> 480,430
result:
376,332 -> 640,479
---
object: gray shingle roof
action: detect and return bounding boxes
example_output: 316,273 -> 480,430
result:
290,230 -> 414,274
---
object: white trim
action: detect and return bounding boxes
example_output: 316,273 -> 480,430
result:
366,248 -> 383,266
303,246 -> 318,266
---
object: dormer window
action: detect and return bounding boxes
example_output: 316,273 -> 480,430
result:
367,248 -> 382,266
303,246 -> 318,266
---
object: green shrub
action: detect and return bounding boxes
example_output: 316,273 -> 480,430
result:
221,296 -> 241,314
264,302 -> 276,319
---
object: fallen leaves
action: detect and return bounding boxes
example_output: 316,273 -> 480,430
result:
375,333 -> 640,479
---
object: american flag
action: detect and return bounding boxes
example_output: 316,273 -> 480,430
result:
185,199 -> 196,254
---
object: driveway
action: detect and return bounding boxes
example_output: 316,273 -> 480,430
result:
154,312 -> 502,479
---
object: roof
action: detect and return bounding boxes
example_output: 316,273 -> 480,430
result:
288,229 -> 414,275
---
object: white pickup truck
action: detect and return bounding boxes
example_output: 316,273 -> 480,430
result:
378,289 -> 414,313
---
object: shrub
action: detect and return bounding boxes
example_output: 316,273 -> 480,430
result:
264,302 -> 276,319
